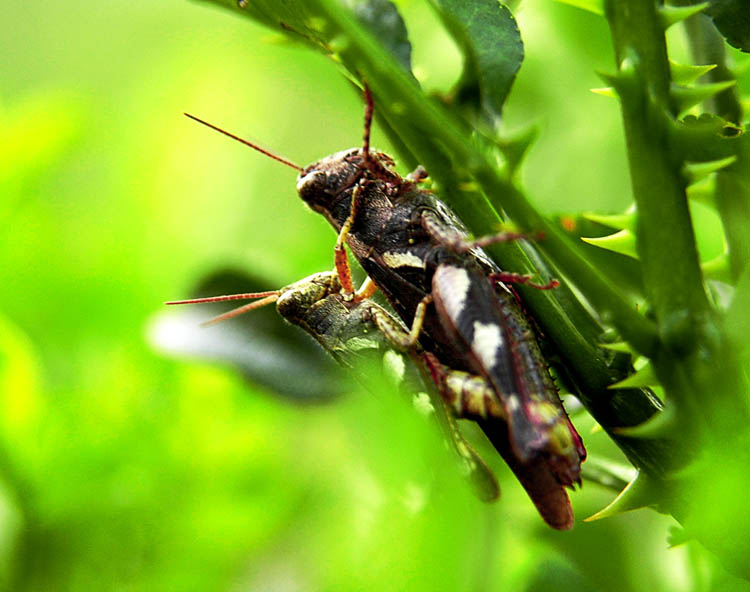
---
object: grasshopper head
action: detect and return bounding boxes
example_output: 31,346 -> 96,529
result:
276,271 -> 342,323
297,149 -> 403,228
296,149 -> 363,222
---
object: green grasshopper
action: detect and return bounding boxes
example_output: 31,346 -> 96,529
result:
167,270 -> 503,502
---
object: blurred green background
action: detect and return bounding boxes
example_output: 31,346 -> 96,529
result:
1,0 -> 747,590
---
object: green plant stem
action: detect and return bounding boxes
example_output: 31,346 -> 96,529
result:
605,0 -> 750,576
606,0 -> 710,350
681,10 -> 742,124
604,0 -> 750,426
681,12 -> 750,281
715,145 -> 750,281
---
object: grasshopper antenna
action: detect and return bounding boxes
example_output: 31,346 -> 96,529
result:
183,113 -> 303,172
362,84 -> 374,162
165,291 -> 281,326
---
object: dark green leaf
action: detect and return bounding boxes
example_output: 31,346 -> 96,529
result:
430,0 -> 524,126
706,0 -> 750,52
151,269 -> 345,401
346,0 -> 413,71
669,113 -> 743,163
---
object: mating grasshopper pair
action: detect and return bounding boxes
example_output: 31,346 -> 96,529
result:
169,88 -> 585,529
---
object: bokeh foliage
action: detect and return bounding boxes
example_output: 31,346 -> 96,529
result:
2,1 -> 750,590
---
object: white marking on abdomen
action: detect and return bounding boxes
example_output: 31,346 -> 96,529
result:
472,321 -> 504,371
383,251 -> 425,269
434,266 -> 471,321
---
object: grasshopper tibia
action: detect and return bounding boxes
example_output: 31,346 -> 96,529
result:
420,210 -> 529,254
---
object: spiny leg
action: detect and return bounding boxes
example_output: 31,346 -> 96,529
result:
364,306 -> 501,501
429,384 -> 500,502
420,352 -> 506,421
334,181 -> 364,297
371,294 -> 433,351
354,275 -> 378,302
418,211 -> 559,290
420,210 -> 529,254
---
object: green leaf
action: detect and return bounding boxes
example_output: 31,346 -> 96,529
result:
668,113 -> 743,163
706,0 -> 750,52
552,0 -> 604,15
150,269 -> 346,401
430,0 -> 524,125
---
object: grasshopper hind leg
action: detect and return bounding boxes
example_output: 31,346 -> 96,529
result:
434,394 -> 501,503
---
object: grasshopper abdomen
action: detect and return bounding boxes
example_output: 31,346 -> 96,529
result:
432,263 -> 585,487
